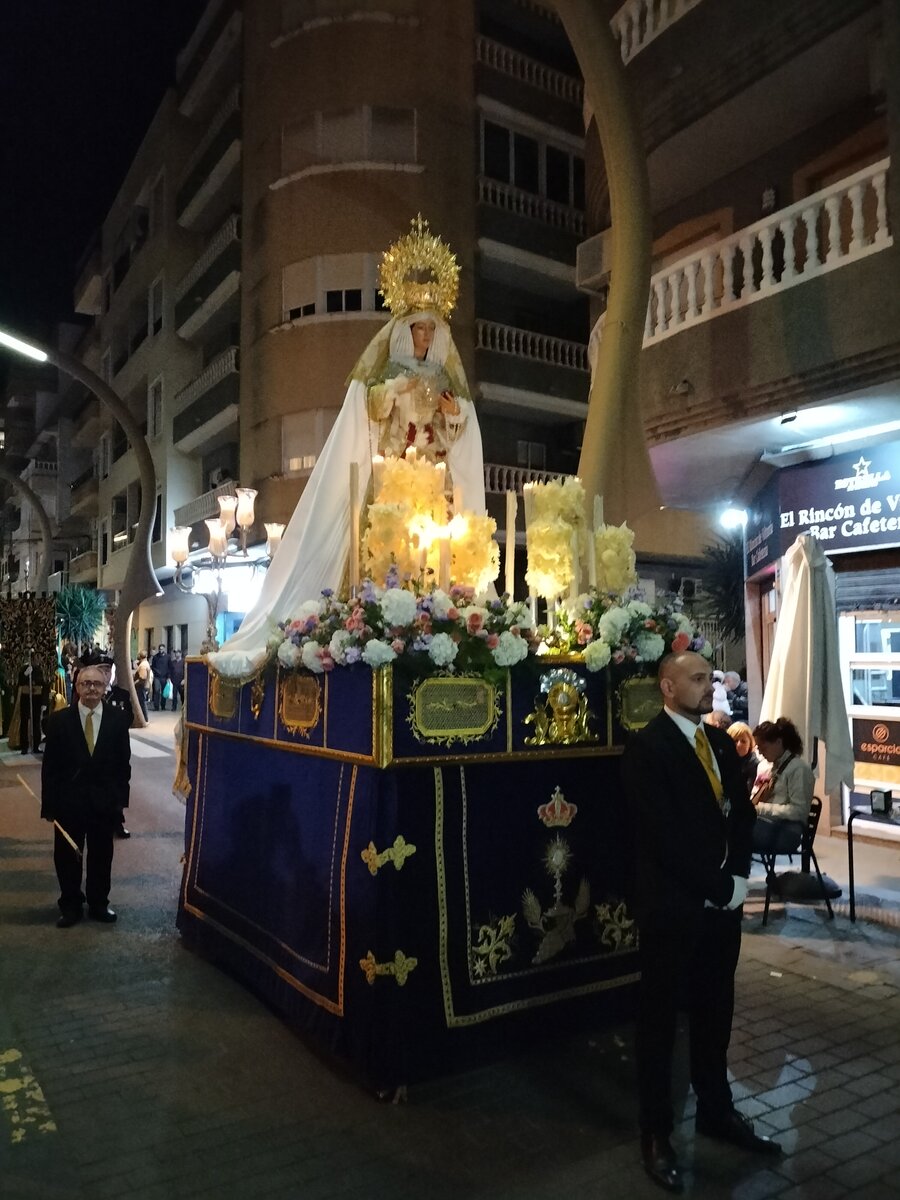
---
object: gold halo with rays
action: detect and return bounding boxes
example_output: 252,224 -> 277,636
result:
378,214 -> 460,320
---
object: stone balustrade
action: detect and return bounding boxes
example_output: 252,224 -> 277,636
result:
475,35 -> 583,104
476,320 -> 589,371
174,481 -> 238,528
483,463 -> 568,495
610,0 -> 704,63
478,177 -> 585,236
644,158 -> 892,345
175,213 -> 241,304
175,347 -> 240,409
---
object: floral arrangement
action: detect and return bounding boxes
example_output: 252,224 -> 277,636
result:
450,512 -> 500,595
556,591 -> 712,672
525,476 -> 586,599
272,570 -> 533,677
593,522 -> 637,595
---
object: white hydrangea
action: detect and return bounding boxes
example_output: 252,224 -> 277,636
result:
626,599 -> 653,620
430,589 -> 454,620
428,632 -> 458,667
301,641 -> 325,674
298,599 -> 323,619
361,638 -> 397,668
329,629 -> 353,664
583,638 -> 612,672
508,600 -> 534,630
698,639 -> 714,660
277,641 -> 303,669
492,630 -> 528,667
380,587 -> 417,628
673,611 -> 694,636
635,631 -> 665,663
597,605 -> 630,645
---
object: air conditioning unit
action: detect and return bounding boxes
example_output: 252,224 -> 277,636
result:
680,577 -> 704,601
576,229 -> 612,294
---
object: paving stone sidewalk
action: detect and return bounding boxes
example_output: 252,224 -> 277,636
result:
1,745 -> 899,1200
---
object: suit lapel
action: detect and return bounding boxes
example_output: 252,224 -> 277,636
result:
652,712 -> 722,808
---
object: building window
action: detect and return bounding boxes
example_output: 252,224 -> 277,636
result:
149,275 -> 164,336
325,288 -> 362,313
100,519 -> 110,567
98,433 -> 111,480
282,408 -> 338,475
148,377 -> 163,440
283,252 -> 378,321
282,106 -> 416,175
481,117 -> 584,208
517,440 -> 546,470
149,171 -> 165,237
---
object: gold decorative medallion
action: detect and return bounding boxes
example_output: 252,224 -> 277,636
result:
359,949 -> 418,987
378,214 -> 460,319
524,668 -> 598,746
209,673 -> 240,719
360,836 -> 417,877
618,675 -> 663,732
279,671 -> 322,737
409,674 -> 499,746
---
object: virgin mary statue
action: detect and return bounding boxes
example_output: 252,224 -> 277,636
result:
208,217 -> 485,677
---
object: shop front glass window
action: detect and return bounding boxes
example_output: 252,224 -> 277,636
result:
851,667 -> 900,707
854,615 -> 900,654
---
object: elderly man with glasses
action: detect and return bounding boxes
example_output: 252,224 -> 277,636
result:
41,660 -> 132,927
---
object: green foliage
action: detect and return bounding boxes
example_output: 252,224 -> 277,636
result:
56,585 -> 106,649
701,533 -> 745,642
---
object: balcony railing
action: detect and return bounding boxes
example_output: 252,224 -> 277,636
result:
475,36 -> 583,105
483,463 -> 568,495
176,213 -> 241,304
478,177 -> 585,236
177,86 -> 241,220
476,320 -> 589,371
69,549 -> 98,578
175,347 -> 240,409
644,158 -> 892,345
173,481 -> 237,527
611,0 -> 703,64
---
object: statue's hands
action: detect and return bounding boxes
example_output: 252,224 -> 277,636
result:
438,390 -> 460,416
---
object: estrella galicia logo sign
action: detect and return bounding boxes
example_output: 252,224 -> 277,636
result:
834,456 -> 892,494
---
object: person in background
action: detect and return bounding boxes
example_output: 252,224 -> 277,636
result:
711,670 -> 732,718
150,644 -> 170,712
704,710 -> 732,732
168,650 -> 185,711
622,651 -> 777,1193
16,660 -> 47,755
724,671 -> 749,722
728,721 -> 761,792
751,717 -> 814,853
133,651 -> 151,721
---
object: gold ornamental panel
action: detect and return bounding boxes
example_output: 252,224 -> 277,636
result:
410,675 -> 499,746
209,673 -> 241,720
279,672 -> 322,737
618,675 -> 663,732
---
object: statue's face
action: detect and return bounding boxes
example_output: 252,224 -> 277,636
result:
410,319 -> 436,359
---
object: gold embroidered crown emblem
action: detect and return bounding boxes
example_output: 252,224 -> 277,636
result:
378,214 -> 460,320
537,786 -> 577,828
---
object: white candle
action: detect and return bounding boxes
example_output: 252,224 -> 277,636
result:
438,531 -> 451,592
504,491 -> 517,598
522,481 -> 534,529
593,494 -> 604,531
529,596 -> 538,627
588,527 -> 597,590
406,446 -> 417,463
371,455 -> 384,498
349,461 -> 360,595
452,484 -> 463,514
265,522 -> 285,558
569,530 -> 581,602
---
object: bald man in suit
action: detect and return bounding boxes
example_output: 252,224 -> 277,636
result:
622,652 -> 779,1193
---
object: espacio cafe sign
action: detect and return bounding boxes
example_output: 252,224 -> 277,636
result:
746,439 -> 900,578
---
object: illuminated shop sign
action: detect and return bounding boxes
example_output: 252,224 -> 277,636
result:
747,441 -> 900,578
853,717 -> 900,768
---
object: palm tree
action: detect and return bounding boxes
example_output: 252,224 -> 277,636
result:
56,585 -> 107,656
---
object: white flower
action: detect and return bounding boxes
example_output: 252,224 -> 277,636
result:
428,632 -> 458,667
277,641 -> 303,669
510,600 -> 535,630
329,629 -> 353,664
301,641 -> 325,674
698,639 -> 714,660
635,631 -> 665,662
673,611 -> 694,636
492,630 -> 528,667
626,600 -> 652,619
380,587 -> 417,628
583,639 -> 611,672
598,606 -> 630,645
298,599 -> 323,619
430,588 -> 454,620
362,638 -> 397,668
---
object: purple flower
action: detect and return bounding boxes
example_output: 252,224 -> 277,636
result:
344,646 -> 361,665
361,581 -> 377,604
412,635 -> 433,651
385,565 -> 400,589
321,588 -> 334,598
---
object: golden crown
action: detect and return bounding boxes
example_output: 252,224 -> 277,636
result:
537,786 -> 578,828
378,214 -> 460,320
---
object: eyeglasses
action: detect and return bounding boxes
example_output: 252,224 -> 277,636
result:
78,680 -> 106,689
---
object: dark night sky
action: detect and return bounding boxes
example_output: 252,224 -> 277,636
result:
0,2 -> 208,341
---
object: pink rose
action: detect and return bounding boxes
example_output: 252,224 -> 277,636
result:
446,607 -> 459,621
391,638 -> 405,654
671,631 -> 691,653
320,649 -> 335,672
575,620 -> 593,646
467,612 -> 484,634
486,633 -> 499,649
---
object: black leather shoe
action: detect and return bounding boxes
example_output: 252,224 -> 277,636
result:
56,910 -> 83,928
115,826 -> 131,839
88,906 -> 117,923
696,1110 -> 781,1154
640,1133 -> 684,1193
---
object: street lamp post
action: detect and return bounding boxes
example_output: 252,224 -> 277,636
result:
0,326 -> 162,727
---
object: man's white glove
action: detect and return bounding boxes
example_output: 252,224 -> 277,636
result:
725,875 -> 748,910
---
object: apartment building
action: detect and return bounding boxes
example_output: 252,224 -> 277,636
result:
578,0 -> 900,831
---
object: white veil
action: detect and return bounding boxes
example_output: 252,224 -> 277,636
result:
207,312 -> 485,676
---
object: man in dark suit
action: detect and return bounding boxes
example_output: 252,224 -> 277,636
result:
622,651 -> 779,1193
41,662 -> 132,928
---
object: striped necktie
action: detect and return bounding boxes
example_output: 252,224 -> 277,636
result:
84,710 -> 95,755
694,726 -> 724,807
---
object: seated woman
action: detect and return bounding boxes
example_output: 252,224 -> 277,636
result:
728,721 -> 761,792
750,717 -> 814,852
